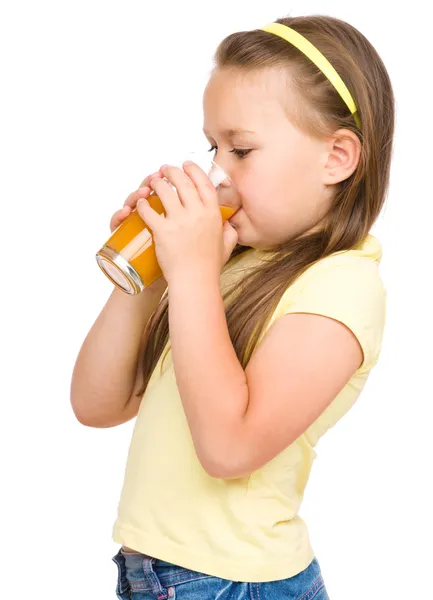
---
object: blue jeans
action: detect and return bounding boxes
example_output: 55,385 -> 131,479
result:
112,548 -> 330,600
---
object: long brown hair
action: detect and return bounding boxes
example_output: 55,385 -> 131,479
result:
136,14 -> 395,396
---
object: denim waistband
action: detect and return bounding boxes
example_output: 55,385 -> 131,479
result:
113,548 -> 213,597
112,548 -> 328,600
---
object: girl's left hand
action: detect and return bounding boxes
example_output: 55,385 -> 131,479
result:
136,162 -> 238,284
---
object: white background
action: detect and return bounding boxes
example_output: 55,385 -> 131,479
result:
1,1 -> 431,598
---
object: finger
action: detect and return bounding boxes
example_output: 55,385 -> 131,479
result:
149,177 -> 184,218
136,197 -> 165,232
111,185 -> 156,231
222,221 -> 239,256
110,208 -> 128,232
123,185 -> 152,209
182,161 -> 218,208
138,170 -> 163,189
159,164 -> 201,208
222,221 -> 239,266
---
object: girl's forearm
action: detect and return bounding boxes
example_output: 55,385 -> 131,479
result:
168,271 -> 249,473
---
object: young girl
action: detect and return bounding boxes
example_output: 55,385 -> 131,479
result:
71,14 -> 394,600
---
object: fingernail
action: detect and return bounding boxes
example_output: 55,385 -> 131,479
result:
183,160 -> 194,166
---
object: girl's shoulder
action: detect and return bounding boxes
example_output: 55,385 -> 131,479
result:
327,233 -> 382,264
297,233 -> 383,285
221,234 -> 385,304
275,234 -> 386,373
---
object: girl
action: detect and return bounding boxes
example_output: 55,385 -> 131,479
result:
71,14 -> 394,600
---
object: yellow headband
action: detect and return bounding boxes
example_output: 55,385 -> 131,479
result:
260,23 -> 361,129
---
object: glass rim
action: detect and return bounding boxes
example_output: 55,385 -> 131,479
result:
184,151 -> 232,186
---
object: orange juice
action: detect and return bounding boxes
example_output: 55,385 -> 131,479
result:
96,193 -> 237,294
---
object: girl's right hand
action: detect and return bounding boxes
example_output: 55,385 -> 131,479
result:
109,171 -> 163,233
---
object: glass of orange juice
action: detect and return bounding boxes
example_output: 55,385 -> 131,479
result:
96,153 -> 238,294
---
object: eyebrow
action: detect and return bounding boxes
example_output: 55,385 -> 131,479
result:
203,128 -> 256,139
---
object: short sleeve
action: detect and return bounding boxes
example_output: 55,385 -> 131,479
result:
279,256 -> 386,372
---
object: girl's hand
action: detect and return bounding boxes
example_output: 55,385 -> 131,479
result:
135,162 -> 238,284
109,170 -> 164,233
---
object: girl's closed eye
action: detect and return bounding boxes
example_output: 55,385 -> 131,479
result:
208,145 -> 252,159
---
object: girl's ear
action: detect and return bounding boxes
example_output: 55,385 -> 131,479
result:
322,129 -> 361,185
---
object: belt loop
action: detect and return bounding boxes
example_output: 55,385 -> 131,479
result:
142,557 -> 169,600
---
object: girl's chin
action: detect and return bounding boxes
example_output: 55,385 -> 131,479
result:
230,210 -> 256,247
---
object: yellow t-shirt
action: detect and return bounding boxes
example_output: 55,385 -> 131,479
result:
112,234 -> 386,582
